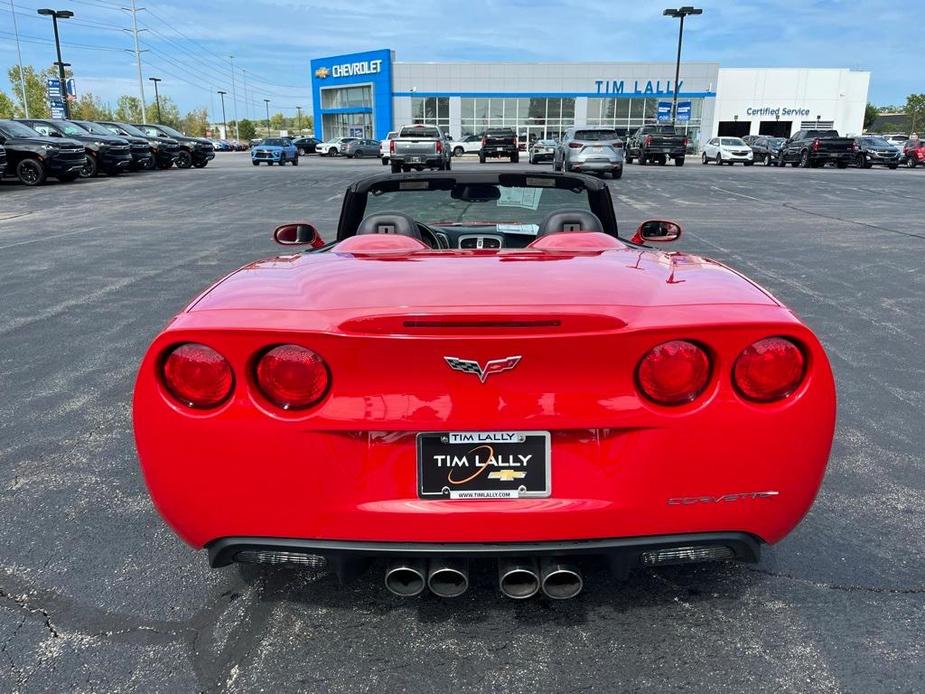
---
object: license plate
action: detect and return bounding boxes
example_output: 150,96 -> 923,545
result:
417,431 -> 550,499
591,147 -> 602,152
408,156 -> 422,163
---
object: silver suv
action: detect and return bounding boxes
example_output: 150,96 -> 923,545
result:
554,127 -> 625,179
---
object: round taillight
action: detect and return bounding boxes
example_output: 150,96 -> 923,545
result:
636,340 -> 711,405
162,343 -> 234,408
733,337 -> 805,402
255,345 -> 330,409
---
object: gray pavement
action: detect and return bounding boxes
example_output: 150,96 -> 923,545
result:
0,152 -> 922,693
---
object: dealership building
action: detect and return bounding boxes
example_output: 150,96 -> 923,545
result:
310,49 -> 870,145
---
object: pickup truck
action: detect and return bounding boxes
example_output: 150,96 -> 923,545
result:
626,125 -> 688,166
389,125 -> 451,173
778,129 -> 857,168
479,127 -> 518,163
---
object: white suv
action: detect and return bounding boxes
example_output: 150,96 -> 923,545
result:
379,131 -> 397,165
702,137 -> 754,166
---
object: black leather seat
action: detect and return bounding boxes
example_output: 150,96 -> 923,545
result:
356,211 -> 422,240
538,209 -> 604,237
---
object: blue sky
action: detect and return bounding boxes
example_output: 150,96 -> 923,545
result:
0,0 -> 919,119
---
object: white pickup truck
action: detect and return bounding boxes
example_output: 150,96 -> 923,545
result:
388,125 -> 451,173
379,131 -> 397,165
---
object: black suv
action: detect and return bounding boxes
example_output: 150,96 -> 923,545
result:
852,136 -> 901,169
749,136 -> 786,166
18,118 -> 132,177
96,121 -> 179,169
131,123 -> 214,168
479,128 -> 519,163
72,119 -> 152,171
0,119 -> 85,185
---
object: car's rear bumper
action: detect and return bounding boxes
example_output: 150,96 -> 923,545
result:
570,160 -> 623,171
207,531 -> 762,577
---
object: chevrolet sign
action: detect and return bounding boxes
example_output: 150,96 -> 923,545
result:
315,59 -> 383,80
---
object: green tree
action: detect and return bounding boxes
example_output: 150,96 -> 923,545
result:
181,107 -> 209,137
864,103 -> 879,130
71,92 -> 111,120
114,95 -> 142,122
238,118 -> 257,140
7,65 -> 50,118
0,90 -> 15,118
905,93 -> 925,133
146,95 -> 181,128
270,111 -> 285,131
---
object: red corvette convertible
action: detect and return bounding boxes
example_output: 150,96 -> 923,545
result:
134,171 -> 836,600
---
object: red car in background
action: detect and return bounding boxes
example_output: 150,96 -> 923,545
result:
902,139 -> 925,167
133,171 -> 836,600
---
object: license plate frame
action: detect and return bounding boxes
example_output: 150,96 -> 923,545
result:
417,431 -> 551,500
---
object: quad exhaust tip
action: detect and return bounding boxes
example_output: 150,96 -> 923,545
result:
384,559 -> 426,597
498,558 -> 541,599
427,559 -> 469,598
540,558 -> 583,600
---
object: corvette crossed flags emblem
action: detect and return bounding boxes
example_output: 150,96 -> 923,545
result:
444,356 -> 522,382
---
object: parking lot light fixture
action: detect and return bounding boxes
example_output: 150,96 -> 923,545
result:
264,99 -> 271,137
37,8 -> 74,119
149,77 -> 162,124
663,6 -> 703,127
217,90 -> 228,140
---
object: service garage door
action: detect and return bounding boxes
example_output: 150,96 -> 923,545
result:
759,121 -> 792,137
717,121 -> 750,137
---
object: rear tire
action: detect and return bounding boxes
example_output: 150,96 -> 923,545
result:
701,153 -> 708,164
907,158 -> 917,168
176,150 -> 192,169
16,158 -> 46,186
479,152 -> 486,163
292,156 -> 299,166
638,151 -> 647,166
511,152 -> 519,163
799,150 -> 810,168
381,157 -> 389,166
454,147 -> 464,157
611,166 -> 623,179
674,156 -> 685,167
715,154 -> 722,166
445,157 -> 452,171
252,160 -> 260,166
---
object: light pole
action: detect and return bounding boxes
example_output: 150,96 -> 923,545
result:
36,8 -> 73,119
663,6 -> 702,127
296,106 -> 303,134
11,1 -> 30,117
229,56 -> 240,139
264,99 -> 271,136
217,90 -> 228,139
149,76 -> 162,123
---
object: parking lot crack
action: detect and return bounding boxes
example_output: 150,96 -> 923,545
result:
745,567 -> 924,594
781,202 -> 925,241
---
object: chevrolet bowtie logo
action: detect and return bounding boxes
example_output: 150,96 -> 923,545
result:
314,67 -> 330,79
488,470 -> 527,481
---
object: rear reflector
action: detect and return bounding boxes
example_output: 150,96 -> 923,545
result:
641,545 -> 735,566
733,337 -> 805,402
636,340 -> 711,405
255,344 -> 330,410
161,343 -> 234,408
235,550 -> 327,569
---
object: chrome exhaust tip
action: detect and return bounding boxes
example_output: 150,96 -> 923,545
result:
540,558 -> 583,600
427,559 -> 469,598
498,558 -> 540,599
384,560 -> 426,597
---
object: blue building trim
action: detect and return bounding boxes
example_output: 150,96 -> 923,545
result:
310,49 -> 393,140
393,91 -> 716,99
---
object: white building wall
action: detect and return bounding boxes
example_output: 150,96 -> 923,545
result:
714,68 -> 870,137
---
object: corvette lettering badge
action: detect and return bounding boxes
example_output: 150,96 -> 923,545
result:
444,356 -> 521,382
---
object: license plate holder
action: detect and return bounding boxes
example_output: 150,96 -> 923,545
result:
417,431 -> 550,499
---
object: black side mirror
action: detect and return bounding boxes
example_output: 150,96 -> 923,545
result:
50,131 -> 63,137
631,220 -> 683,244
273,223 -> 322,247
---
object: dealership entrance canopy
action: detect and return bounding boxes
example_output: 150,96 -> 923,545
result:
310,50 -> 870,144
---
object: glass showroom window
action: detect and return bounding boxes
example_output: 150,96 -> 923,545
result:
411,97 -> 450,132
322,112 -> 373,139
460,97 -> 576,139
321,86 -> 372,110
587,97 -> 704,139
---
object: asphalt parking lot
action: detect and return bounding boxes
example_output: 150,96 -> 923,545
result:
1,152 -> 923,693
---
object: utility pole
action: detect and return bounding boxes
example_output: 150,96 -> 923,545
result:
149,76 -> 162,123
37,8 -> 73,119
296,106 -> 303,134
122,0 -> 147,123
264,99 -> 271,136
10,0 -> 30,117
663,6 -> 703,126
229,55 -> 240,139
217,90 -> 228,139
242,68 -> 249,121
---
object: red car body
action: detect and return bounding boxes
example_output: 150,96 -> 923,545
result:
134,172 -> 836,597
903,140 -> 925,167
